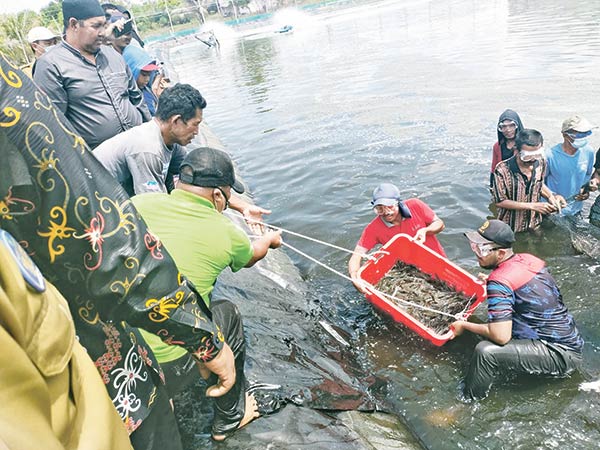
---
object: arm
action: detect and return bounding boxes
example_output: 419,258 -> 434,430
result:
127,152 -> 169,194
33,57 -> 69,115
245,230 -> 282,267
348,244 -> 369,294
590,168 -> 600,191
495,198 -> 557,214
452,280 -> 514,345
451,320 -> 512,345
541,183 -> 566,210
414,216 -> 444,244
229,194 -> 272,235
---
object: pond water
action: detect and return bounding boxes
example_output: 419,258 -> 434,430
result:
167,0 -> 600,448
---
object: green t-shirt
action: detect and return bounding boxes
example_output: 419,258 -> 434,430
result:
132,189 -> 253,363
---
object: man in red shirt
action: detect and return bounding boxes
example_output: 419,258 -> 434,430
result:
348,183 -> 446,293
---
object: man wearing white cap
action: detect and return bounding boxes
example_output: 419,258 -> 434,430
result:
27,26 -> 59,59
34,0 -> 150,149
348,183 -> 445,293
22,26 -> 60,77
544,114 -> 596,216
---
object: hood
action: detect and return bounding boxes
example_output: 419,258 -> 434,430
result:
123,45 -> 157,83
497,109 -> 524,145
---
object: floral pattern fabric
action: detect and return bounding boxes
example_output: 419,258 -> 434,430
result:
0,55 -> 223,432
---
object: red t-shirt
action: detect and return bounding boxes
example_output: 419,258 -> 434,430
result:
357,198 -> 446,256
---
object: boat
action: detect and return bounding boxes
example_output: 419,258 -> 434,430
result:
357,234 -> 487,346
275,25 -> 293,34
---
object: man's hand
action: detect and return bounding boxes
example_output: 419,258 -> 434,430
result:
549,194 -> 567,213
265,229 -> 282,249
529,202 -> 557,214
351,275 -> 369,295
575,184 -> 591,201
106,17 -> 128,35
242,204 -> 272,235
450,321 -> 467,338
198,343 -> 236,398
414,228 -> 427,244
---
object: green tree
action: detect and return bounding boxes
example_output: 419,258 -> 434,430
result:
0,10 -> 40,66
40,1 -> 63,34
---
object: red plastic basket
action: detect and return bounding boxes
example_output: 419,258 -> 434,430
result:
357,233 -> 487,346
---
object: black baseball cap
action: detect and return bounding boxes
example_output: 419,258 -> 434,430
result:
464,219 -> 515,248
179,147 -> 245,194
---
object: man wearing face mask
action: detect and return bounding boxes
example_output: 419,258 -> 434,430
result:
23,27 -> 60,77
492,129 -> 565,232
131,147 -> 282,441
544,115 -> 596,217
451,219 -> 583,400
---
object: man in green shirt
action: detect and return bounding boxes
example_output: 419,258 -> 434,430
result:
132,147 -> 281,440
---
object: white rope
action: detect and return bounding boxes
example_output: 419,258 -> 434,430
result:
246,218 -> 374,260
248,222 -> 471,320
280,240 -> 464,320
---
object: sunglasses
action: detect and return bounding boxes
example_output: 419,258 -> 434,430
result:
469,242 -> 501,258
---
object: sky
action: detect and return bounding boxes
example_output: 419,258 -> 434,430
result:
3,0 -> 53,14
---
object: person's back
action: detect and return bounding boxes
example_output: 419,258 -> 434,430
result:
132,189 -> 252,300
93,119 -> 186,196
0,229 -> 132,450
130,147 -> 281,440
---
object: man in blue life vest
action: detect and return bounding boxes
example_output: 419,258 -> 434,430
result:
451,219 -> 583,400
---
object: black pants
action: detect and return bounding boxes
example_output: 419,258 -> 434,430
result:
161,299 -> 247,436
590,195 -> 600,227
463,339 -> 582,400
129,384 -> 183,450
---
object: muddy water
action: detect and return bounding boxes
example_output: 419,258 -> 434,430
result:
167,0 -> 600,447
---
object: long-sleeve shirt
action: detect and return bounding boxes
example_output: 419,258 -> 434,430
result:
34,42 -> 151,149
2,55 -> 218,434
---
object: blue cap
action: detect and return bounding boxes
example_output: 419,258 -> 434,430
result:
371,183 -> 412,218
371,183 -> 401,207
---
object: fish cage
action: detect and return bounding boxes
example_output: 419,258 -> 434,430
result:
357,233 -> 487,346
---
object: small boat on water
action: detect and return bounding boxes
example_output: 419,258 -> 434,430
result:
275,24 -> 293,34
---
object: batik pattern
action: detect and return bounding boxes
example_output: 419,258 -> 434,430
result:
0,54 -> 223,432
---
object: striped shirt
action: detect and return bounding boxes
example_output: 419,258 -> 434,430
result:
492,156 -> 546,232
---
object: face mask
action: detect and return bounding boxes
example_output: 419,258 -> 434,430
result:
570,137 -> 589,149
44,44 -> 56,53
519,147 -> 544,163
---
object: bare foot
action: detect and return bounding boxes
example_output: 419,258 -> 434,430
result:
212,392 -> 260,441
